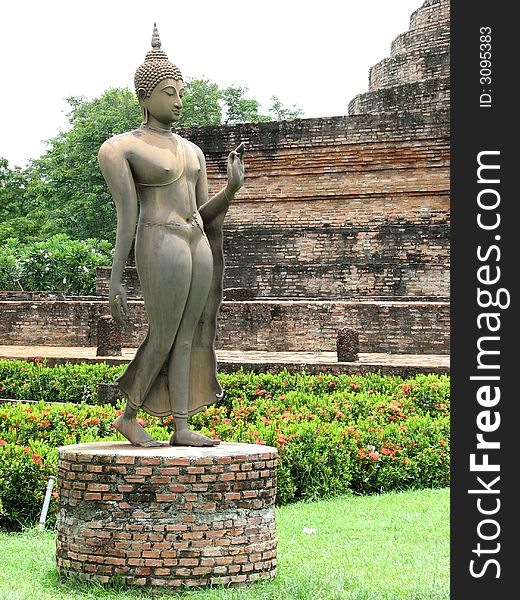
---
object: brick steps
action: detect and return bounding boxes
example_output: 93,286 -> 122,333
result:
0,296 -> 449,355
367,0 -> 450,94
350,0 -> 449,113
391,24 -> 449,57
368,49 -> 449,92
409,0 -> 449,31
349,78 -> 450,116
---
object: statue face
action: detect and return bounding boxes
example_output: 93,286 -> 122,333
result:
142,78 -> 184,125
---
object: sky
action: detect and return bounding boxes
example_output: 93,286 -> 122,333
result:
1,0 -> 421,167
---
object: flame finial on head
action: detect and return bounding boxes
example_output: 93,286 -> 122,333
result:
134,23 -> 183,98
151,23 -> 161,49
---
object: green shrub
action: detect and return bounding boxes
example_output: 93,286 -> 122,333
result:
0,361 -> 451,409
0,439 -> 58,531
0,359 -> 124,403
0,234 -> 112,294
0,367 -> 450,530
0,401 -> 121,531
189,376 -> 450,500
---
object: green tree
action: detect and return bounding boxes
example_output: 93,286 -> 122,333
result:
180,80 -> 289,126
269,95 -> 303,121
1,158 -> 27,220
0,234 -> 112,294
181,80 -> 302,124
221,85 -> 271,124
0,158 -> 50,243
31,88 -> 141,243
178,78 -> 222,126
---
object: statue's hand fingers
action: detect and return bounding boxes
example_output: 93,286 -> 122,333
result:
121,296 -> 129,318
111,308 -> 124,328
111,295 -> 126,326
227,152 -> 237,168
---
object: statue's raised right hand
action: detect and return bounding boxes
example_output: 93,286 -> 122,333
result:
109,282 -> 129,327
226,142 -> 245,196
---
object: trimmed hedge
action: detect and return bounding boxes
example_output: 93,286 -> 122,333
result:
0,359 -> 120,404
0,365 -> 450,530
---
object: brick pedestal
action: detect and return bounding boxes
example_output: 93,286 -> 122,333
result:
56,442 -> 277,589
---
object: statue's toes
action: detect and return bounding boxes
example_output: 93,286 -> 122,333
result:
139,439 -> 162,448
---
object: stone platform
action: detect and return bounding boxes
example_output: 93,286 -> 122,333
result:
0,293 -> 450,355
56,442 -> 277,589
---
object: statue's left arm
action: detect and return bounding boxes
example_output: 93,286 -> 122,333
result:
189,144 -> 244,396
196,143 -> 245,223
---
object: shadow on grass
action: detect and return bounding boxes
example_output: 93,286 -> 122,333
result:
37,568 -> 448,600
39,566 -> 280,600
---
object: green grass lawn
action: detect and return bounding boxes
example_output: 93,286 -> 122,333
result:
0,488 -> 449,600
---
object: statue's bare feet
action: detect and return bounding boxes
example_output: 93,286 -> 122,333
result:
169,429 -> 220,447
112,415 -> 162,447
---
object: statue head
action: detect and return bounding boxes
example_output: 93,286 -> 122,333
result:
134,24 -> 184,125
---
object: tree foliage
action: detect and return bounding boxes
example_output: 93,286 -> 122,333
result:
221,85 -> 271,124
178,79 -> 222,126
178,79 -> 303,126
269,95 -> 304,121
0,159 -> 50,244
0,234 -> 112,295
30,88 -> 141,243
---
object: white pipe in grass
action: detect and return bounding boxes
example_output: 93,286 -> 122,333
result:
38,476 -> 56,530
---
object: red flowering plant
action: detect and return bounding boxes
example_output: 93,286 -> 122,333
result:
191,374 -> 450,502
0,367 -> 450,528
0,401 -> 116,447
0,400 -> 123,530
346,413 -> 450,493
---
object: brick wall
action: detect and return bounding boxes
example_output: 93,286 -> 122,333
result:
0,296 -> 449,354
217,301 -> 449,354
0,299 -> 100,347
165,0 -> 451,306
0,1 -> 450,356
142,110 -> 450,301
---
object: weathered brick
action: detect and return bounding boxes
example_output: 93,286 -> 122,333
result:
157,467 -> 180,476
140,457 -> 161,466
155,494 -> 177,502
135,467 -> 152,476
83,492 -> 101,501
187,466 -> 205,474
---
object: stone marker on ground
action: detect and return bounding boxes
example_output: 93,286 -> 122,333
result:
337,328 -> 360,362
96,315 -> 122,356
